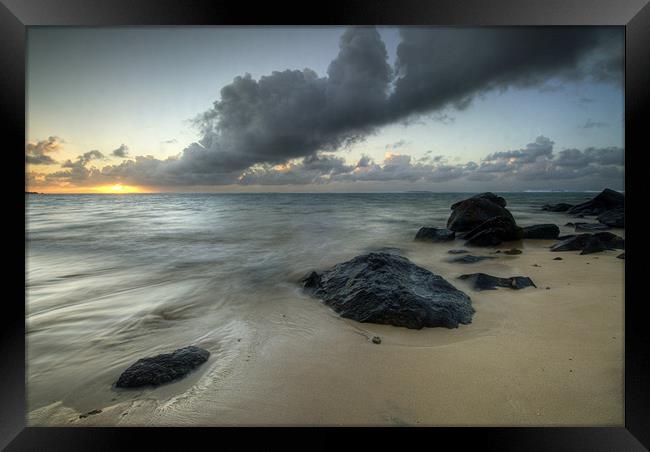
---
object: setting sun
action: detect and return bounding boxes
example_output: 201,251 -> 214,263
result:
93,184 -> 142,194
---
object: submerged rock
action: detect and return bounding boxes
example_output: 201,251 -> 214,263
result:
542,203 -> 573,212
568,188 -> 624,216
448,249 -> 469,254
414,227 -> 455,242
302,252 -> 474,329
461,216 -> 523,247
575,223 -> 611,232
448,255 -> 496,264
458,273 -> 536,291
598,207 -> 624,228
447,193 -> 515,232
115,346 -> 210,388
522,224 -> 560,239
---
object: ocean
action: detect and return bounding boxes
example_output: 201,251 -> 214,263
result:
25,192 -> 598,416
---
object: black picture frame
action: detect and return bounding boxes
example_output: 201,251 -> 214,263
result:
4,0 -> 649,449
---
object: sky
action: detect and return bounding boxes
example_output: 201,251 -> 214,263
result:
25,26 -> 624,193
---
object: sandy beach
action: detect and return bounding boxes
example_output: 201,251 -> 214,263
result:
28,213 -> 624,427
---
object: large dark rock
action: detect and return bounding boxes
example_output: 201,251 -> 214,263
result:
448,255 -> 496,264
458,273 -> 536,291
461,216 -> 523,247
115,346 -> 210,388
447,193 -> 515,232
597,207 -> 624,228
450,192 -> 507,210
302,252 -> 474,329
568,188 -> 624,216
414,227 -> 455,242
522,224 -> 560,239
550,234 -> 592,252
542,203 -> 573,212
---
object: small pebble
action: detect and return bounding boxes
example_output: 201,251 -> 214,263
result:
545,287 -> 550,290
504,248 -> 522,255
372,336 -> 382,344
79,409 -> 102,419
553,257 -> 563,261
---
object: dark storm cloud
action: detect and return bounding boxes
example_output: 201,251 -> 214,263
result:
111,144 -> 129,158
42,27 -> 623,188
25,136 -> 63,165
388,28 -> 621,120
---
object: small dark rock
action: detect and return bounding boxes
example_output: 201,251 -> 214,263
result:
553,257 -> 563,260
372,336 -> 382,344
522,224 -> 560,239
617,253 -> 625,259
302,252 -> 474,329
458,273 -> 536,291
503,248 -> 522,255
448,249 -> 469,254
448,255 -> 496,264
415,227 -> 455,242
115,346 -> 210,388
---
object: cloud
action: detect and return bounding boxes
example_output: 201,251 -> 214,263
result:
579,118 -> 609,129
162,139 -> 178,144
35,27 -> 623,189
25,136 -> 64,165
111,144 -> 129,158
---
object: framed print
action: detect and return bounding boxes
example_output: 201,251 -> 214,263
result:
3,0 -> 650,449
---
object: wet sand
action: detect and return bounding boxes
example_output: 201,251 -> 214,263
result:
29,229 -> 624,426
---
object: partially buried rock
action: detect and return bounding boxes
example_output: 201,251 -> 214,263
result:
593,232 -> 624,250
542,203 -> 573,212
447,193 -> 515,232
115,346 -> 210,388
372,336 -> 382,344
522,224 -> 560,239
553,257 -> 563,260
550,234 -> 592,252
414,227 -> 455,242
461,216 -> 523,247
580,236 -> 606,255
448,255 -> 496,264
503,248 -> 522,255
448,249 -> 469,254
302,252 -> 474,329
458,273 -> 536,291
617,253 -> 625,259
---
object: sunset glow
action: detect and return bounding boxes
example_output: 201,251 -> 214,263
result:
93,184 -> 142,194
